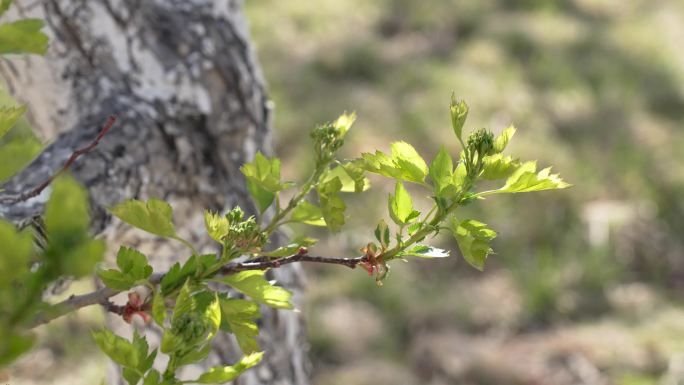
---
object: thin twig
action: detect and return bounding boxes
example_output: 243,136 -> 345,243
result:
28,253 -> 366,328
0,116 -> 117,204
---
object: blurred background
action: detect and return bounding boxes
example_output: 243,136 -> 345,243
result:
247,0 -> 684,384
10,1 -> 684,384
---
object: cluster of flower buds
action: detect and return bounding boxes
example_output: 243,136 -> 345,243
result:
466,128 -> 495,177
224,207 -> 267,252
311,113 -> 355,165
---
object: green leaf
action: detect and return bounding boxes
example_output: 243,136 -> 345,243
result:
152,291 -> 166,326
195,352 -> 264,384
261,243 -> 301,257
391,141 -> 428,183
493,125 -> 516,153
216,270 -> 293,309
0,105 -> 25,139
322,164 -> 369,193
450,95 -> 468,140
0,19 -> 48,55
176,344 -> 211,367
123,367 -> 141,385
142,370 -> 161,385
482,161 -> 571,195
92,329 -> 140,368
241,152 -> 292,194
97,269 -> 134,291
163,284 -> 221,353
0,136 -> 42,182
290,201 -> 326,226
204,211 -> 229,243
361,141 -> 428,184
220,298 -> 261,354
333,112 -> 356,138
480,154 -> 520,180
317,177 -> 346,232
398,245 -> 450,258
246,179 -> 275,214
452,219 -> 497,270
388,181 -> 416,225
374,220 -> 390,249
109,198 -> 177,238
0,220 -> 33,285
0,332 -> 35,367
117,247 -> 153,280
429,146 -> 453,194
44,176 -> 104,277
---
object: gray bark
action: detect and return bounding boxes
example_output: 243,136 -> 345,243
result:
0,1 -> 309,384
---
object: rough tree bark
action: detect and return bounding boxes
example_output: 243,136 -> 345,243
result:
0,1 -> 309,384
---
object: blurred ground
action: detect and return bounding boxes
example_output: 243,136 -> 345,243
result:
10,1 -> 684,384
245,1 -> 684,384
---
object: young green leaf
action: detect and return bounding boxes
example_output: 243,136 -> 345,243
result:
195,352 -> 264,384
0,220 -> 33,284
452,219 -> 497,270
388,181 -> 415,225
152,291 -> 166,326
450,95 -> 468,140
391,141 -> 428,183
215,271 -> 293,309
220,298 -> 261,354
429,146 -> 453,194
374,220 -> 391,249
0,136 -> 42,182
204,211 -> 229,243
0,105 -> 26,139
245,179 -> 275,214
92,329 -> 140,369
322,164 -> 370,193
480,161 -> 570,195
480,154 -> 520,180
317,177 -> 346,232
0,19 -> 49,55
290,201 -> 326,226
493,125 -> 516,153
397,245 -> 450,258
0,333 -> 35,367
109,198 -> 177,238
98,247 -> 153,290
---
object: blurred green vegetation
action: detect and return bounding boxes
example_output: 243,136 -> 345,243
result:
246,0 -> 684,383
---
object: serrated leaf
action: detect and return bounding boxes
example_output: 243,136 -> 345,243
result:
388,181 -> 414,225
195,352 -> 264,384
142,370 -> 161,385
361,141 -> 428,184
480,154 -> 520,180
317,177 -> 345,232
220,298 -> 261,354
453,219 -> 497,270
116,247 -> 153,281
97,269 -> 134,291
92,329 -> 139,368
398,245 -> 450,258
0,19 -> 49,55
391,141 -> 428,183
176,344 -> 211,367
109,198 -> 177,238
0,105 -> 26,139
204,211 -> 229,243
322,164 -> 369,193
0,136 -> 42,182
429,146 -> 453,194
216,271 -> 293,309
483,161 -> 571,195
493,125 -> 516,153
290,201 -> 326,226
450,95 -> 468,140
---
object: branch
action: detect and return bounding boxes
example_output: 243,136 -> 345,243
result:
28,252 -> 366,328
0,116 -> 117,204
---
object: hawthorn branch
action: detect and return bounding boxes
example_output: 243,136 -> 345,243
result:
0,116 -> 117,204
28,252 -> 367,328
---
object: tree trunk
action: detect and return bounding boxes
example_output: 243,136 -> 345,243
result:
0,1 -> 309,384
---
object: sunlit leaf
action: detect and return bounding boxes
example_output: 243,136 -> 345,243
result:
216,271 -> 293,309
452,219 -> 497,270
0,19 -> 48,55
109,198 -> 177,238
